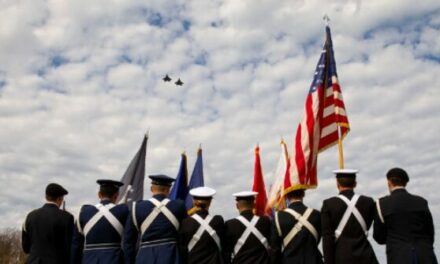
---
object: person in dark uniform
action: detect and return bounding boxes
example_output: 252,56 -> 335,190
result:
123,174 -> 187,264
223,191 -> 271,264
321,169 -> 378,264
71,179 -> 129,264
22,183 -> 74,264
179,186 -> 225,264
270,188 -> 323,264
373,167 -> 438,264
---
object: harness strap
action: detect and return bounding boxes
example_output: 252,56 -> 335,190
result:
188,214 -> 221,252
335,194 -> 368,240
83,203 -> 124,237
140,198 -> 179,236
283,208 -> 318,247
233,216 -> 269,258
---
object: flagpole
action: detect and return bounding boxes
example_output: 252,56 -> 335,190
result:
337,127 -> 345,169
323,15 -> 345,169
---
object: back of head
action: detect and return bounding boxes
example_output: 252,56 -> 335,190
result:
386,167 -> 409,187
96,179 -> 123,202
285,189 -> 305,200
236,199 -> 255,211
45,183 -> 68,202
337,177 -> 357,188
149,174 -> 174,196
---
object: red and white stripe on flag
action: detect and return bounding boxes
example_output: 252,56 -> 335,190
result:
285,26 -> 350,194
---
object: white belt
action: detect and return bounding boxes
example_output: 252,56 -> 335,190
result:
335,194 -> 368,240
233,216 -> 269,259
188,214 -> 221,252
80,203 -> 124,237
139,198 -> 179,236
276,208 -> 318,250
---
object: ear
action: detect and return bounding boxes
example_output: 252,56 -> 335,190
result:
354,181 -> 357,188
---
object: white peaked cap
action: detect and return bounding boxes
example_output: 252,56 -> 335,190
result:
189,186 -> 216,198
332,169 -> 359,174
232,191 -> 258,198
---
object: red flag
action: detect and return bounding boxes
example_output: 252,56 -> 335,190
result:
252,145 -> 268,216
285,26 -> 350,194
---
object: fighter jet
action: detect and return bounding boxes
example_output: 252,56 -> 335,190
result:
175,78 -> 184,86
163,74 -> 172,82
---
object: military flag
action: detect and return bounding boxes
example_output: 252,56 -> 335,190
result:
252,145 -> 268,216
265,140 -> 289,215
169,152 -> 189,200
285,25 -> 350,194
185,147 -> 204,211
116,133 -> 148,206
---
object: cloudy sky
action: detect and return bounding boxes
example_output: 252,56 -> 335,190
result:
1,0 -> 439,260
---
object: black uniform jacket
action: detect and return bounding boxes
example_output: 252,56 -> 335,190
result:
373,188 -> 438,264
179,210 -> 225,264
22,203 -> 74,264
223,210 -> 271,264
321,190 -> 378,264
270,201 -> 323,264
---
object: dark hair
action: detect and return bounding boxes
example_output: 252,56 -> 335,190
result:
237,199 -> 255,209
388,176 -> 407,187
386,167 -> 409,186
286,189 -> 305,199
337,177 -> 356,188
99,185 -> 119,198
45,195 -> 57,202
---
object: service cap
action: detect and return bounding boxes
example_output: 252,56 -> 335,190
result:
45,183 -> 68,197
233,191 -> 258,201
190,186 -> 216,200
386,167 -> 409,183
333,169 -> 358,179
96,179 -> 124,188
149,174 -> 175,186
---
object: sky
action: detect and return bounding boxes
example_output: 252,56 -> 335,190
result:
1,0 -> 439,260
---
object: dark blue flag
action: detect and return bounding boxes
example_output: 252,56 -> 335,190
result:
169,153 -> 188,200
116,133 -> 147,207
185,148 -> 204,209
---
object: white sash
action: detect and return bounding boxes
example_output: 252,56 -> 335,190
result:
140,198 -> 179,236
188,214 -> 221,252
233,216 -> 269,258
81,203 -> 124,237
376,199 -> 385,224
279,208 -> 318,248
335,194 -> 368,240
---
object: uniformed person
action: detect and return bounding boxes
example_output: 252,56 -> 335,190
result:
179,186 -> 225,264
123,174 -> 187,264
223,191 -> 271,264
71,179 -> 129,264
373,167 -> 438,264
270,188 -> 323,264
321,169 -> 378,264
22,183 -> 74,264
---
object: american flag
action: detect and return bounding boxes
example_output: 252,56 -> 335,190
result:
285,26 -> 350,193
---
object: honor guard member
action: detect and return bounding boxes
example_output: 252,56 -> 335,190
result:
373,168 -> 438,264
22,183 -> 74,264
270,189 -> 323,264
124,174 -> 187,264
71,179 -> 129,264
179,187 -> 225,264
223,191 -> 271,264
321,169 -> 378,264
